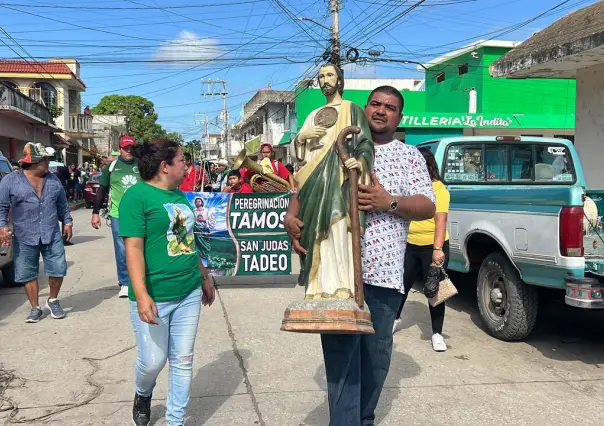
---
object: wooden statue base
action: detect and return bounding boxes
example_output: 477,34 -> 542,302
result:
281,298 -> 374,334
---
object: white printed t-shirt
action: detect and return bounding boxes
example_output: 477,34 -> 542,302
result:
361,140 -> 435,293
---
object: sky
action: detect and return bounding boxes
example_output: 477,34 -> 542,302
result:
0,0 -> 596,140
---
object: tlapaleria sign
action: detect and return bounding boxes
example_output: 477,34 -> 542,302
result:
185,192 -> 292,276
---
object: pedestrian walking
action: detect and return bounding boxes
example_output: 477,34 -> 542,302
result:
119,139 -> 215,426
393,147 -> 450,352
286,84 -> 436,426
0,143 -> 72,323
91,135 -> 140,298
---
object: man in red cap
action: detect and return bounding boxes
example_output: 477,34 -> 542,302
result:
91,135 -> 140,298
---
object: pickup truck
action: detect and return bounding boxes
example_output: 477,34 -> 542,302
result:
416,136 -> 604,341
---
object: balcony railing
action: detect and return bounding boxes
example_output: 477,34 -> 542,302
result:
67,113 -> 93,134
0,82 -> 53,124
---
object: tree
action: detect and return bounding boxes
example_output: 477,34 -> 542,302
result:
91,95 -> 166,144
166,132 -> 184,145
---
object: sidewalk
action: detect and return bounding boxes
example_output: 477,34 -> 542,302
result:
0,208 -> 603,425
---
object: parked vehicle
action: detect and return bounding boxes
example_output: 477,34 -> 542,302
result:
84,172 -> 107,209
0,151 -> 15,286
417,136 -> 604,341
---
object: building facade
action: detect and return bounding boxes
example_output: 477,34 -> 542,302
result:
295,41 -> 577,146
92,115 -> 127,158
0,59 -> 96,165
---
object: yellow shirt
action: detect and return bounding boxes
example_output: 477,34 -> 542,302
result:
407,180 -> 450,246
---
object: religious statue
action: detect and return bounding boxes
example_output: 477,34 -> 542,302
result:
281,64 -> 375,334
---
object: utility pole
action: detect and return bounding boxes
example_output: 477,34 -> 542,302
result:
329,0 -> 340,67
201,80 -> 229,160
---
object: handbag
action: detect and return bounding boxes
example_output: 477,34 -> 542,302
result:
428,266 -> 458,307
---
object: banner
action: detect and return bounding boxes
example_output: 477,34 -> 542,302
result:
185,192 -> 292,276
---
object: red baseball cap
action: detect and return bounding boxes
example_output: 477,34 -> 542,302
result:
120,136 -> 135,148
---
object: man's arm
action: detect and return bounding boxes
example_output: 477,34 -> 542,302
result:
56,179 -> 73,225
92,165 -> 110,215
0,177 -> 11,229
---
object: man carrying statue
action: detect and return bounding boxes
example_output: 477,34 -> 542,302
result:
284,63 -> 436,425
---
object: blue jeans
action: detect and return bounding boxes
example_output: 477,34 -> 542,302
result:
110,216 -> 130,286
320,284 -> 403,426
130,288 -> 201,426
13,236 -> 67,283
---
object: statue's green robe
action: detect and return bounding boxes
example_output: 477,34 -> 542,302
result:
293,101 -> 374,299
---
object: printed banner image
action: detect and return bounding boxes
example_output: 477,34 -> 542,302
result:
185,192 -> 292,276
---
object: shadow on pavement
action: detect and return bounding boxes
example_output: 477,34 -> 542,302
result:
59,285 -> 118,315
303,349 -> 421,425
67,235 -> 105,245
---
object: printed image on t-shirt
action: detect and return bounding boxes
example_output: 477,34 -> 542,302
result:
164,203 -> 196,257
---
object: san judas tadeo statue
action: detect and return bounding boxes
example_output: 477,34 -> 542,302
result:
281,64 -> 375,334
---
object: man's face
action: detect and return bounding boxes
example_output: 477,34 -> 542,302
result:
217,165 -> 226,173
195,199 -> 203,208
318,66 -> 339,96
365,92 -> 402,137
185,158 -> 192,167
35,158 -> 50,176
120,145 -> 134,161
228,175 -> 240,187
260,147 -> 272,159
210,164 -> 215,172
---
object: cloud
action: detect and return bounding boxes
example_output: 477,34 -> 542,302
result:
152,30 -> 222,66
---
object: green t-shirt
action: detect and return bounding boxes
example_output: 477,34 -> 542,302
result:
99,157 -> 140,218
118,182 -> 201,302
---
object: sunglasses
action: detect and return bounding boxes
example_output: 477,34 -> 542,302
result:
121,146 -> 134,152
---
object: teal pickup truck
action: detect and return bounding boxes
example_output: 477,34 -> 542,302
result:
416,136 -> 604,341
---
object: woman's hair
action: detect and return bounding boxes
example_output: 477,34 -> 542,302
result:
418,147 -> 441,182
134,139 -> 180,181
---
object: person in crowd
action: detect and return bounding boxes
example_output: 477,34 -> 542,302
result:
212,159 -> 230,192
83,105 -> 91,116
258,143 -> 296,191
91,135 -> 140,298
223,170 -> 253,193
285,84 -> 435,425
0,143 -> 72,323
11,161 -> 20,171
179,153 -> 202,192
75,166 -> 85,200
119,139 -> 215,426
285,163 -> 295,176
393,147 -> 450,352
67,164 -> 81,202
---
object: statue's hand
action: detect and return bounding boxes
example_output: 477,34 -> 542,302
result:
344,158 -> 361,170
297,126 -> 327,142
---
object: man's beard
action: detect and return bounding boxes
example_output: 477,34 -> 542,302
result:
320,84 -> 338,96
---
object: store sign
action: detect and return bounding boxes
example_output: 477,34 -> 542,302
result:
185,192 -> 292,276
401,114 -> 514,128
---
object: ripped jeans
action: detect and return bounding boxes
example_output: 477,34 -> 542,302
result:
130,288 -> 201,426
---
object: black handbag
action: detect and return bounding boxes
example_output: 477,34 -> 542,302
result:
423,265 -> 440,299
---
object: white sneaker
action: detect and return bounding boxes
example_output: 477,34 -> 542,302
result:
392,318 -> 404,335
118,286 -> 129,298
431,333 -> 447,352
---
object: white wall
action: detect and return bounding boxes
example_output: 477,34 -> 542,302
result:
575,63 -> 604,189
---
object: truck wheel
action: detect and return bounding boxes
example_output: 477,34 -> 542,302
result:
1,262 -> 17,287
477,252 -> 538,341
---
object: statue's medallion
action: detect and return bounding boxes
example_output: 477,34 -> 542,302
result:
314,106 -> 338,128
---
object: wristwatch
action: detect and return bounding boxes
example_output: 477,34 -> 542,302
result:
388,198 -> 398,212
433,246 -> 443,251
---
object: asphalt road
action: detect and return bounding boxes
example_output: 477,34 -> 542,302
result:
0,208 -> 603,425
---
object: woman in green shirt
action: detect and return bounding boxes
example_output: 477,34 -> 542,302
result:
119,139 -> 215,426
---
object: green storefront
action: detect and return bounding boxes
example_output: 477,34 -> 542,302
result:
295,41 -> 576,145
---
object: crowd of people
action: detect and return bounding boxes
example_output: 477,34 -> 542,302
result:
0,67 -> 453,425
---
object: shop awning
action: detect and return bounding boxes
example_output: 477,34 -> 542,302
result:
244,135 -> 262,155
278,131 -> 293,146
52,133 -> 71,148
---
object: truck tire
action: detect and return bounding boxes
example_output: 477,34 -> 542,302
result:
1,262 -> 17,287
477,252 -> 538,341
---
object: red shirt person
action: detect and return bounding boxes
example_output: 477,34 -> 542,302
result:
179,153 -> 202,192
251,143 -> 295,192
223,170 -> 253,194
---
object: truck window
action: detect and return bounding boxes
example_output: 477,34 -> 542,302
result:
444,143 -> 575,184
444,145 -> 484,182
535,145 -> 575,182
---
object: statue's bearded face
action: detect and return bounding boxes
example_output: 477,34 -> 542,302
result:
318,66 -> 339,96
